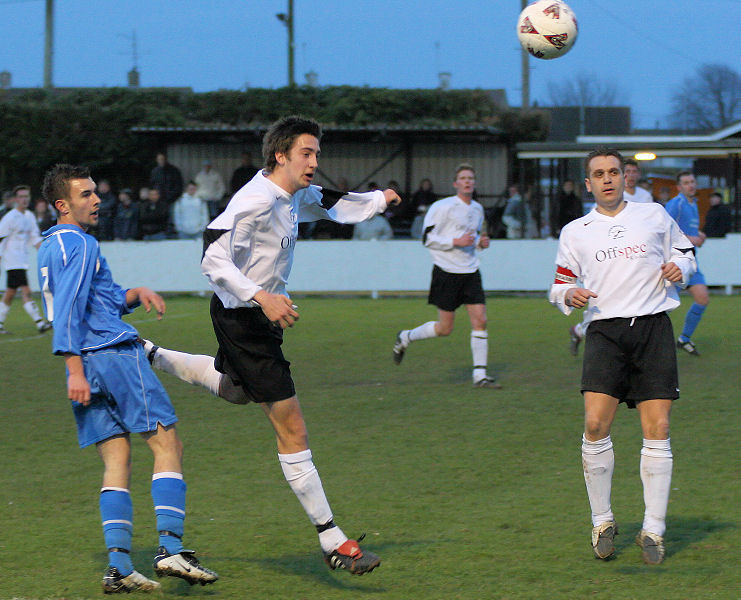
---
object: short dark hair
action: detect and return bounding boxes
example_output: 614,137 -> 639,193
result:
12,184 -> 31,196
623,158 -> 639,168
262,115 -> 322,172
455,163 -> 475,177
584,147 -> 624,177
676,170 -> 694,182
42,164 -> 91,205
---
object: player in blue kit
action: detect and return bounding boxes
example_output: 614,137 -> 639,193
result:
37,164 -> 217,594
664,171 -> 709,356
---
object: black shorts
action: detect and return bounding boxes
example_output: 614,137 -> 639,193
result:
581,312 -> 679,408
6,269 -> 28,289
210,294 -> 295,403
427,265 -> 485,311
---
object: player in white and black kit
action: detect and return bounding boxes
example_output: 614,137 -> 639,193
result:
550,148 -> 696,565
567,158 -> 653,354
141,116 -> 400,575
0,185 -> 52,334
392,164 -> 500,388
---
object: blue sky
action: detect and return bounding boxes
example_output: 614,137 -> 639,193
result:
1,0 -> 737,128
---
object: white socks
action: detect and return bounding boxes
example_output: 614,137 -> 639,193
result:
152,347 -> 222,397
403,321 -> 438,345
278,449 -> 347,553
574,320 -> 588,339
23,300 -> 43,324
0,301 -> 10,324
640,438 -> 672,537
470,330 -> 488,382
581,435 -> 615,526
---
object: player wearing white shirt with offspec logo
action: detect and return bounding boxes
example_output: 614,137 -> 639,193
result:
550,148 -> 696,566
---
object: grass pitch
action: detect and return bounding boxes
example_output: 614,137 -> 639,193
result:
0,294 -> 738,599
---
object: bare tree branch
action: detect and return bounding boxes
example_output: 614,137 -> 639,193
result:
546,72 -> 623,106
670,63 -> 741,131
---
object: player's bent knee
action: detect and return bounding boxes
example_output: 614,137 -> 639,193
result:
218,375 -> 250,404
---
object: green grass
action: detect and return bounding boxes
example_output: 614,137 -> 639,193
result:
0,294 -> 739,599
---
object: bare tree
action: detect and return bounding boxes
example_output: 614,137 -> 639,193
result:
546,72 -> 623,106
670,63 -> 741,131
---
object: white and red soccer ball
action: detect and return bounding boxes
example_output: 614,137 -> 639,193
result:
517,0 -> 578,60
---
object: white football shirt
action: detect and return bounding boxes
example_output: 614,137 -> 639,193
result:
623,187 -> 653,203
202,171 -> 387,308
549,201 -> 696,322
0,208 -> 42,270
422,195 -> 485,274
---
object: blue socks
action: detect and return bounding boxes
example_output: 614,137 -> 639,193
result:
680,303 -> 706,341
100,488 -> 134,575
151,472 -> 187,554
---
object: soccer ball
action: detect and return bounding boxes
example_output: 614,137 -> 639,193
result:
517,0 -> 578,60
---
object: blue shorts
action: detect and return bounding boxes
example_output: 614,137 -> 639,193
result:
687,267 -> 706,288
72,341 -> 177,448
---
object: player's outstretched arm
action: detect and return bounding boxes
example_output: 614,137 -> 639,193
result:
383,189 -> 401,206
126,287 -> 166,320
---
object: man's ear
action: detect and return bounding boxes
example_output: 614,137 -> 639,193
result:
54,198 -> 68,215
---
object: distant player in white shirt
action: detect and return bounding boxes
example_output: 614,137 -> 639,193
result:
550,148 -> 696,565
0,185 -> 52,334
140,115 -> 400,575
392,164 -> 500,388
568,158 -> 652,354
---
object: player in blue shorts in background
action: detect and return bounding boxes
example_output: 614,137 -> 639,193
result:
664,171 -> 708,356
38,164 -> 217,594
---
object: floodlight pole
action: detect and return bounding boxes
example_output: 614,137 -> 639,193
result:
276,0 -> 295,86
44,0 -> 54,89
520,0 -> 529,109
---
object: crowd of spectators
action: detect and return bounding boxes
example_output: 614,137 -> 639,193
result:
0,154 -> 733,243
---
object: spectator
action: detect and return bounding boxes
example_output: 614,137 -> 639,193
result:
173,182 -> 209,240
96,179 -> 117,241
195,160 -> 226,218
410,178 -> 437,217
113,189 -> 138,240
34,198 -> 55,232
502,184 -> 533,239
1,190 -> 15,218
384,179 -> 407,234
149,152 -> 183,208
703,192 -> 732,238
138,186 -> 150,203
352,213 -> 393,240
410,204 -> 429,239
656,186 -> 672,206
553,180 -> 583,236
230,152 -> 259,195
138,187 -> 168,241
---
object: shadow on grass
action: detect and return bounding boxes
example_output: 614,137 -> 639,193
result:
241,540 -> 404,593
609,516 -> 735,568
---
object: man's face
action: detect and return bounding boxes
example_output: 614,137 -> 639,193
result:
186,183 -> 197,196
678,174 -> 697,198
14,188 -> 31,211
454,169 -> 476,196
277,134 -> 320,193
156,154 -> 166,167
585,155 -> 625,210
148,188 -> 161,203
56,178 -> 100,229
623,163 -> 640,188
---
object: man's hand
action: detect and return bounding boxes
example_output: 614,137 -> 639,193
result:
661,262 -> 683,283
453,232 -> 475,248
383,189 -> 401,206
64,354 -> 91,405
478,234 -> 490,249
127,287 -> 166,320
253,290 -> 299,329
565,287 -> 598,309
